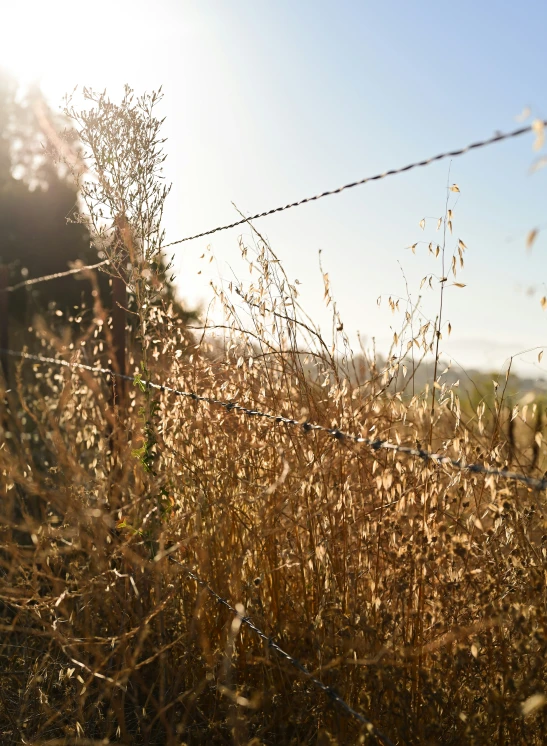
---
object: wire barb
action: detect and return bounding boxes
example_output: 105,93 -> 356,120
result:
163,121 -> 544,247
3,347 -> 547,491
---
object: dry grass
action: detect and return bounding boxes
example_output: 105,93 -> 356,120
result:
0,89 -> 546,746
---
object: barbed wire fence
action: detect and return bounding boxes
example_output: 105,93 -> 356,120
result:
1,118 -> 544,384
163,120 -> 545,246
4,258 -> 111,293
0,257 -> 122,388
3,348 -> 547,491
0,343 -> 542,743
1,119 -> 546,740
169,559 -> 396,745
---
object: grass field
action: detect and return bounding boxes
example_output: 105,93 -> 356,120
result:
1,88 -> 546,746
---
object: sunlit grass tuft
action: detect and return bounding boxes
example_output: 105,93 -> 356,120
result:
0,89 -> 546,746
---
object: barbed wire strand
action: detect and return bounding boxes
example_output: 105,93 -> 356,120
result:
169,559 -> 396,745
4,259 -> 110,293
164,121 -> 545,247
3,347 -> 547,491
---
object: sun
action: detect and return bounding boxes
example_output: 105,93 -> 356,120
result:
1,2 -> 75,88
0,0 -> 130,103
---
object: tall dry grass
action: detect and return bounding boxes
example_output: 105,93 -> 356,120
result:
0,88 -> 546,746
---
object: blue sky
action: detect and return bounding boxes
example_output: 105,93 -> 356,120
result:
2,0 -> 546,374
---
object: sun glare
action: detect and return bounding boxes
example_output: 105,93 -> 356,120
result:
2,2 -> 76,87
1,0 -> 133,102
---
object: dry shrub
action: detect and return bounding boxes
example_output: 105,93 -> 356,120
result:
0,89 -> 546,746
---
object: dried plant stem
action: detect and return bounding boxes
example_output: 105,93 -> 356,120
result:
429,168 -> 451,447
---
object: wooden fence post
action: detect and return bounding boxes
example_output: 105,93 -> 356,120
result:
0,265 -> 9,385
